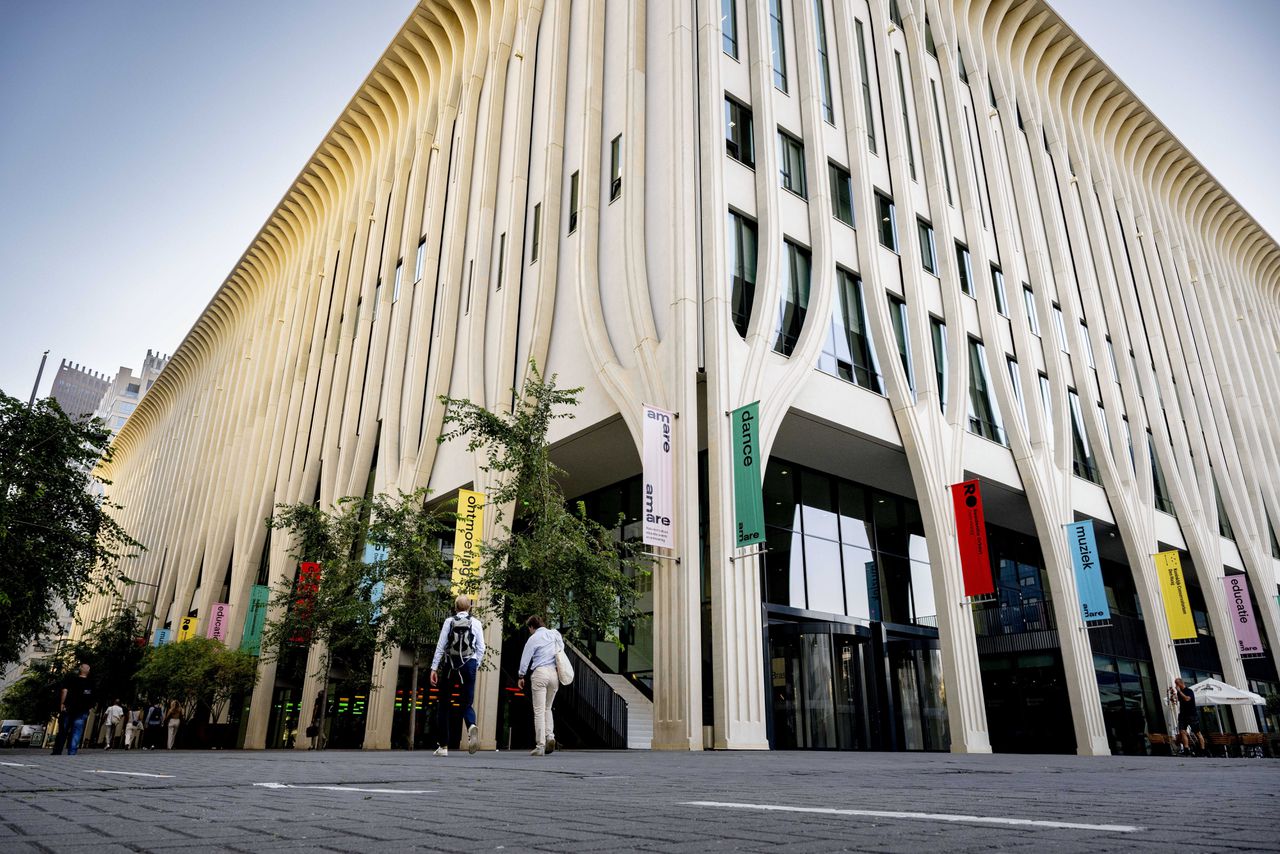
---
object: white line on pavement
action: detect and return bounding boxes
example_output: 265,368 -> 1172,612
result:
254,782 -> 434,795
0,761 -> 37,767
682,801 -> 1144,833
87,770 -> 175,778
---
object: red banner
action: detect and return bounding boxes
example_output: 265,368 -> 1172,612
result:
950,480 -> 994,598
290,562 -> 322,643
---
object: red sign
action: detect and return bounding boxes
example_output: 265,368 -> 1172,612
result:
291,562 -> 322,643
950,480 -> 994,598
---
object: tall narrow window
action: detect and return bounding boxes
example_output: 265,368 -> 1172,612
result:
722,0 -> 738,58
820,270 -> 880,392
930,318 -> 947,412
414,238 -> 426,282
1007,357 -> 1027,430
855,20 -> 876,154
1038,373 -> 1052,447
991,264 -> 1007,315
1122,417 -> 1134,472
725,96 -> 755,167
778,130 -> 807,197
918,220 -> 936,275
530,203 -> 542,263
1214,477 -> 1234,540
967,339 -> 1004,444
890,296 -> 914,392
876,192 -> 897,250
955,242 -> 973,296
929,80 -> 953,205
495,233 -> 507,291
392,260 -> 403,303
829,162 -> 854,226
1052,302 -> 1069,353
609,135 -> 622,201
813,0 -> 834,123
727,211 -> 758,337
1080,322 -> 1096,369
925,17 -> 937,57
774,239 -> 811,356
768,0 -> 788,92
568,171 -> 580,234
1267,511 -> 1280,559
894,52 -> 916,180
889,0 -> 903,26
1150,431 -> 1173,513
1069,389 -> 1098,482
1023,284 -> 1039,335
373,278 -> 382,321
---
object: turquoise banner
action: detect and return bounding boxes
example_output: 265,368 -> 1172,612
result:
731,401 -> 766,548
240,584 -> 271,656
1065,520 -> 1110,624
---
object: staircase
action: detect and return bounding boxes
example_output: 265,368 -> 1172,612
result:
600,673 -> 653,749
564,643 -> 653,749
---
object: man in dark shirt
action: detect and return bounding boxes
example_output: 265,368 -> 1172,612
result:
53,663 -> 95,756
1173,677 -> 1203,754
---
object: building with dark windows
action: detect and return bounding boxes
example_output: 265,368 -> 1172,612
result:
48,359 -> 109,421
74,0 -> 1280,754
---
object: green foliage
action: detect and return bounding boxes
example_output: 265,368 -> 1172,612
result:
0,653 -> 72,722
135,636 -> 258,721
0,391 -> 144,668
72,605 -> 148,705
439,363 -> 648,640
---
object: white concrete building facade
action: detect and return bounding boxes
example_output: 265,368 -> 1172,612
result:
93,350 -> 170,436
75,0 -> 1280,755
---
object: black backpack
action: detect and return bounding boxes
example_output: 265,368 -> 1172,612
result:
444,614 -> 475,669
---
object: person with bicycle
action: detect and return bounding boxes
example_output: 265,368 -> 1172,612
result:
1173,678 -> 1204,755
429,594 -> 486,756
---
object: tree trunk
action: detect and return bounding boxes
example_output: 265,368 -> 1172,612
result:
316,652 -> 331,751
407,653 -> 419,751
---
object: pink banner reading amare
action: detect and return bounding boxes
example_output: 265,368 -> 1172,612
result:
1222,575 -> 1263,657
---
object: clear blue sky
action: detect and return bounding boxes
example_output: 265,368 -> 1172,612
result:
1,0 -> 1276,400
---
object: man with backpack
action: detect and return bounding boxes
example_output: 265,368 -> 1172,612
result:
429,594 -> 486,756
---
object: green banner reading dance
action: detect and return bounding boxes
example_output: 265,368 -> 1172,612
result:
731,401 -> 766,548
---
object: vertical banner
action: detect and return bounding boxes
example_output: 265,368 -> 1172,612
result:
291,562 -> 322,644
950,480 -> 994,597
453,490 -> 485,591
730,402 -> 766,548
1065,520 -> 1111,624
240,584 -> 271,656
152,628 -> 173,647
642,405 -> 676,548
1154,550 -> 1196,641
206,603 -> 231,641
1222,575 -> 1263,657
177,616 -> 198,642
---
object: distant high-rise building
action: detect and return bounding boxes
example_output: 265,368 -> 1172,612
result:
94,350 -> 170,436
48,360 -> 109,420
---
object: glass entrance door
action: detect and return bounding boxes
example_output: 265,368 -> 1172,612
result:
768,623 -> 871,749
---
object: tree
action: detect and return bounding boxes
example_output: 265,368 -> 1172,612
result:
0,652 -> 73,723
72,605 -> 148,721
0,391 -> 143,668
258,497 -> 384,749
135,636 -> 258,724
367,488 -> 456,749
438,363 -> 648,641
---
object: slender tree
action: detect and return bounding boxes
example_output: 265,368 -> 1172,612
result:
367,488 -> 456,749
134,636 -> 258,725
438,363 -> 648,641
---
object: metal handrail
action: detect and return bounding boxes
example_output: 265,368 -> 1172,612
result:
561,645 -> 628,749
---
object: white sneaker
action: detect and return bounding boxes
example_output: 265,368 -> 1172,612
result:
467,725 -> 479,754
530,746 -> 544,756
433,746 -> 448,756
545,737 -> 556,755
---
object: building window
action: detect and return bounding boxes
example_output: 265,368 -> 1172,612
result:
889,0 -> 903,26
530,203 -> 542,264
1214,477 -> 1234,541
955,242 -> 973,296
1267,512 -> 1280,559
855,19 -> 876,154
774,239 -> 811,356
929,80 -> 953,205
925,16 -> 937,57
1023,284 -> 1039,335
568,171 -> 581,234
768,0 -> 788,92
918,220 -> 937,275
991,264 -> 1007,315
1007,357 -> 1027,431
727,210 -> 758,338
820,269 -> 881,392
393,259 -> 404,303
1080,322 -> 1096,369
813,0 -> 834,124
1069,389 -> 1098,483
778,129 -> 807,197
894,52 -> 916,181
609,135 -> 622,201
890,296 -> 913,393
930,317 -> 947,412
374,277 -> 383,321
876,192 -> 896,251
125,383 -> 140,397
829,162 -> 854,226
1052,302 -> 1069,353
967,339 -> 1005,444
724,96 -> 755,167
1150,431 -> 1173,513
722,0 -> 738,58
1038,373 -> 1053,447
495,233 -> 506,291
414,238 -> 426,282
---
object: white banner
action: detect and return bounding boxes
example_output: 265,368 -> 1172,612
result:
642,405 -> 675,548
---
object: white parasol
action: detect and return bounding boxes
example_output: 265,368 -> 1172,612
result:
1185,678 -> 1266,706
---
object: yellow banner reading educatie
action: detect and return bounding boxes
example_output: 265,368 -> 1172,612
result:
452,489 -> 485,592
177,615 -> 199,642
1155,550 -> 1196,641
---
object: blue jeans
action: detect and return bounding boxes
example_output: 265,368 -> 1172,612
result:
66,712 -> 89,755
435,658 -> 478,748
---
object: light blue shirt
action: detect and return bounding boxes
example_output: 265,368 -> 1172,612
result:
430,612 -> 485,671
518,627 -> 563,676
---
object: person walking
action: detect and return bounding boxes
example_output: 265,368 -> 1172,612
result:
517,616 -> 563,757
103,699 -> 124,749
144,700 -> 164,749
52,663 -> 95,756
124,705 -> 143,750
164,700 -> 183,750
1173,678 -> 1204,755
429,594 -> 485,756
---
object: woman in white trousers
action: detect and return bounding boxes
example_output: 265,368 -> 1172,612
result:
516,615 -> 562,756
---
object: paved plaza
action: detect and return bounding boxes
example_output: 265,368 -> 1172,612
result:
1,748 -> 1277,852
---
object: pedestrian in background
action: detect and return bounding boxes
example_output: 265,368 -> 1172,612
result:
164,700 -> 183,749
144,700 -> 163,749
429,594 -> 486,756
124,705 -> 143,749
103,699 -> 124,749
517,616 -> 563,757
52,663 -> 95,756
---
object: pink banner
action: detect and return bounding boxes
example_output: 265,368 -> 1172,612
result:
206,602 -> 232,642
1222,575 -> 1263,657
